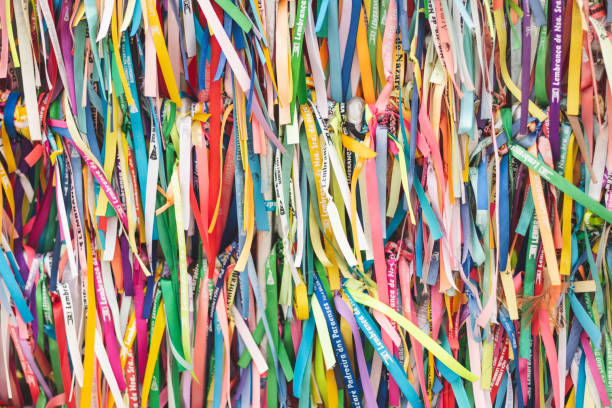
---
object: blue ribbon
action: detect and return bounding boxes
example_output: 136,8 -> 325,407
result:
347,292 -> 424,408
313,272 -> 362,407
0,252 -> 33,323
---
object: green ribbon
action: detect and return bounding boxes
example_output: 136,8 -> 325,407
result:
509,143 -> 612,224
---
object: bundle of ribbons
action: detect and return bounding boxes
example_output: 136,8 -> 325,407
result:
2,0 -> 612,403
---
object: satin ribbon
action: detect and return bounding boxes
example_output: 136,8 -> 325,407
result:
1,0 -> 612,407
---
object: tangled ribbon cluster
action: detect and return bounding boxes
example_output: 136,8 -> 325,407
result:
1,0 -> 612,405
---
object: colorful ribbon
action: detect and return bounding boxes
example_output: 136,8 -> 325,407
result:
0,0 -> 611,406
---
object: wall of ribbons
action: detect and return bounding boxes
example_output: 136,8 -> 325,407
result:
0,0 -> 611,405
